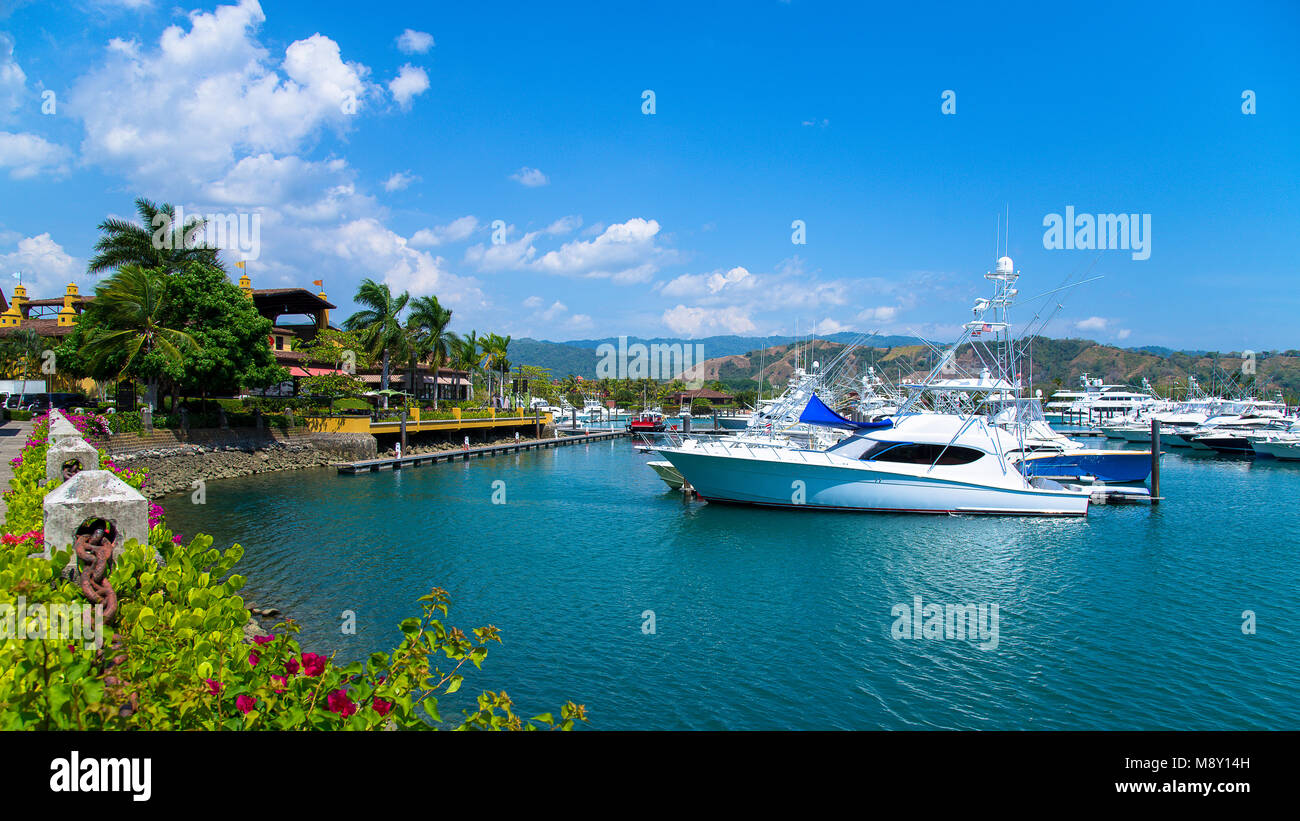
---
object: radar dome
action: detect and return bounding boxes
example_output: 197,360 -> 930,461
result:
996,256 -> 1013,274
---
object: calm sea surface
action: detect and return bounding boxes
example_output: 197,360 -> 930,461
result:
162,437 -> 1300,729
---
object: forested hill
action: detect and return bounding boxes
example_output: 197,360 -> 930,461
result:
512,335 -> 1300,401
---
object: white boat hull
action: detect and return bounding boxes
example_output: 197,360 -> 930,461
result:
660,447 -> 1089,516
1251,440 -> 1300,461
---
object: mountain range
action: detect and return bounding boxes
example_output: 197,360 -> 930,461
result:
509,335 -> 1300,401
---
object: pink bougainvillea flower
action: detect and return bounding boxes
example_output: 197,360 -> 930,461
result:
271,674 -> 287,694
172,534 -> 184,544
252,634 -> 275,645
301,652 -> 327,677
326,688 -> 357,717
285,657 -> 300,675
204,678 -> 221,695
372,697 -> 393,716
236,694 -> 257,715
248,651 -> 259,668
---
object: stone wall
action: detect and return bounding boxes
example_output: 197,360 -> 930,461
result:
98,427 -> 376,499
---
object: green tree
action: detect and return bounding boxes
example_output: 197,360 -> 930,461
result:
0,328 -> 53,405
156,262 -> 284,398
404,295 -> 455,408
450,331 -> 482,400
292,328 -> 374,402
88,197 -> 226,275
480,332 -> 511,405
70,265 -> 198,408
343,279 -> 409,405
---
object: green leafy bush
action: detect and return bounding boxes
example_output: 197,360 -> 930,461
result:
1,415 -> 584,730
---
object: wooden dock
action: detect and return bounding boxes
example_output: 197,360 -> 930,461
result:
337,429 -> 630,474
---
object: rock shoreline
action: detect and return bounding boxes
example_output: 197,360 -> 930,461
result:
118,441 -> 343,499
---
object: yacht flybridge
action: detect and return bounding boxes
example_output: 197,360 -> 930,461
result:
649,256 -> 1098,516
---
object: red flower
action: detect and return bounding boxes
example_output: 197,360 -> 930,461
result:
301,652 -> 327,677
326,688 -> 357,718
285,657 -> 300,675
252,634 -> 275,645
271,674 -> 287,694
204,678 -> 221,695
248,651 -> 259,668
372,697 -> 393,716
236,695 -> 257,715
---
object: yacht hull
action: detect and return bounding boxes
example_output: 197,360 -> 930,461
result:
660,448 -> 1089,516
1251,440 -> 1300,460
1016,450 -> 1154,483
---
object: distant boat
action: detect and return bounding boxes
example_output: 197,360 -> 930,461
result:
627,411 -> 667,433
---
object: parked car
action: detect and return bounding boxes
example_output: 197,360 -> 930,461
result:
20,393 -> 92,413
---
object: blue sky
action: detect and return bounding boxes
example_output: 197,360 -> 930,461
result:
1,0 -> 1296,350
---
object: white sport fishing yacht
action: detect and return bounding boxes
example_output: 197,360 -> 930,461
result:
651,256 -> 1092,515
1045,375 -> 1159,424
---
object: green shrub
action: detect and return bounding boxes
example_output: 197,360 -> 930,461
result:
0,415 -> 584,730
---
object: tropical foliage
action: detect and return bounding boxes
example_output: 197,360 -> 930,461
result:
0,414 -> 586,730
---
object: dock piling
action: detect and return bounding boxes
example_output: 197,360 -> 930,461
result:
1150,419 -> 1161,504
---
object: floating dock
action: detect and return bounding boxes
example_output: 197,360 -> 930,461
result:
337,430 -> 630,474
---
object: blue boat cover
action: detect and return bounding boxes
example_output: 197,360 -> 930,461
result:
797,394 -> 894,430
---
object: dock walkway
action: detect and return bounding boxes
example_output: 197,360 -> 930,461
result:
338,429 -> 629,474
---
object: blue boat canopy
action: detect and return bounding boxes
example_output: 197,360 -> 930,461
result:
797,394 -> 894,430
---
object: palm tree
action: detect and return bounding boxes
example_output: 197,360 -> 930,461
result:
449,331 -> 481,402
480,332 -> 512,406
405,296 -> 455,409
0,328 -> 51,406
88,198 -> 226,275
79,265 -> 197,409
343,279 -> 409,407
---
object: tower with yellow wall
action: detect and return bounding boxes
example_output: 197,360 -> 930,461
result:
57,282 -> 80,327
0,283 -> 26,327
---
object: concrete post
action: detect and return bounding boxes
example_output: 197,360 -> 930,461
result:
141,405 -> 153,433
45,437 -> 100,483
48,410 -> 81,445
285,408 -> 295,429
42,470 -> 149,562
180,406 -> 190,434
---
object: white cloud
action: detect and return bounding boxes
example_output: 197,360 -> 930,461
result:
662,304 -> 755,337
312,217 -> 483,306
464,217 -> 668,284
857,305 -> 900,322
383,170 -> 418,192
69,0 -> 375,191
396,29 -> 434,54
533,218 -> 663,279
388,64 -> 428,109
1,33 -> 25,117
1117,329 -> 1132,340
661,265 -> 753,298
411,216 -> 479,247
545,215 -> 582,235
0,233 -> 81,294
0,131 -> 71,178
522,295 -> 543,309
463,225 -> 538,272
1076,316 -> 1109,331
815,317 -> 853,334
509,166 -> 549,187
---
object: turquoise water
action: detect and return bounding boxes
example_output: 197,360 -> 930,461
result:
162,439 -> 1300,729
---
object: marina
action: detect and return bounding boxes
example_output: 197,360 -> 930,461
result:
161,429 -> 1300,731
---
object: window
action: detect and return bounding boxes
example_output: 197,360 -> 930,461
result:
860,441 -> 985,466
